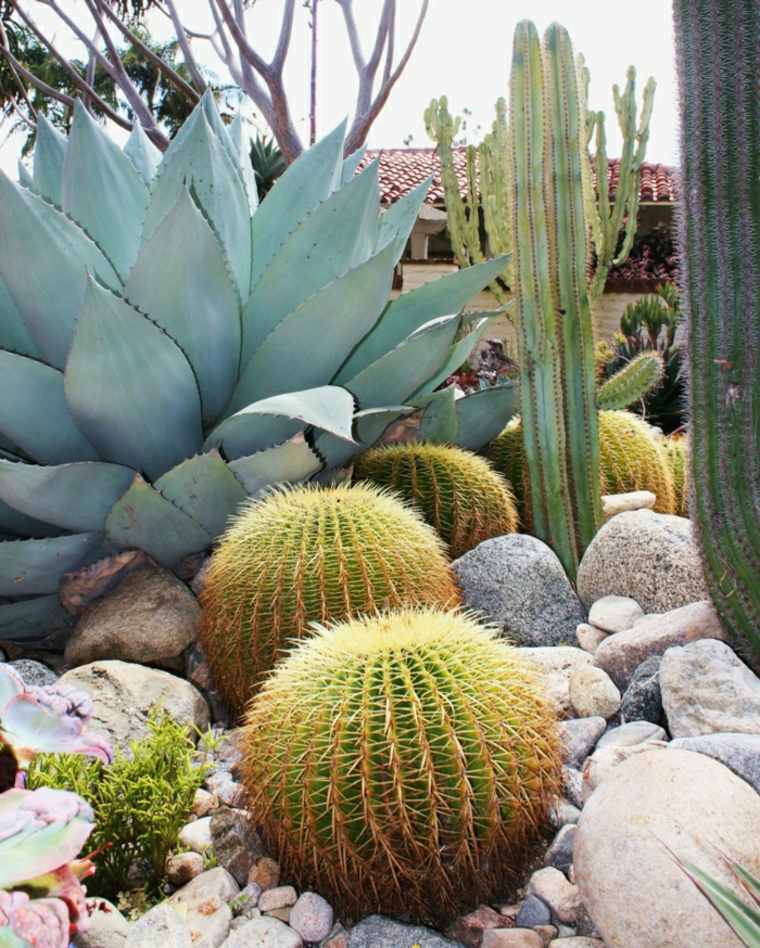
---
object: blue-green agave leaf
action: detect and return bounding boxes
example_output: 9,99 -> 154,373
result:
105,474 -> 211,566
0,499 -> 62,540
17,160 -> 33,189
249,119 -> 346,290
448,382 -> 519,451
0,533 -> 100,596
0,277 -> 38,359
315,406 -> 415,469
32,113 -> 66,205
418,386 -> 459,444
341,146 -> 365,183
0,595 -> 71,644
413,314 -> 496,398
64,279 -> 202,481
0,351 -> 97,464
0,173 -> 120,369
336,255 -> 510,382
233,238 -> 402,412
154,452 -> 247,539
0,460 -> 134,533
242,160 -> 381,361
228,114 -> 259,214
123,122 -> 162,185
125,188 -> 240,427
145,109 -> 251,299
62,101 -> 148,280
228,439 -> 323,496
205,386 -> 357,458
376,178 -> 430,257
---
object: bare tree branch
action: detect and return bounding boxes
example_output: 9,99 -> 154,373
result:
0,17 -> 37,121
271,0 -> 296,71
163,0 -> 208,92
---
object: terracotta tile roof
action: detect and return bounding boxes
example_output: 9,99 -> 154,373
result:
359,147 -> 677,206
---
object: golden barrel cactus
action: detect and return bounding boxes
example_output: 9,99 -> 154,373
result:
488,410 -> 676,527
662,435 -> 689,516
241,608 -> 562,921
353,443 -> 519,558
199,483 -> 460,712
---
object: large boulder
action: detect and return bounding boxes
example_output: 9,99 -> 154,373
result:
575,749 -> 760,948
64,565 -> 200,671
517,646 -> 593,718
669,733 -> 760,795
660,640 -> 760,737
577,511 -> 707,613
348,916 -> 462,947
59,660 -> 209,751
452,534 -> 585,647
593,601 -> 725,688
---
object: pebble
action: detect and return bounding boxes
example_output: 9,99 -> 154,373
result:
619,656 -> 663,725
220,916 -> 302,947
165,852 -> 204,887
247,857 -> 281,891
527,868 -> 581,924
575,625 -> 607,654
568,666 -> 621,719
515,895 -> 552,928
544,825 -> 576,875
518,647 -> 593,718
587,596 -> 643,633
600,490 -> 655,519
192,788 -> 218,818
289,892 -> 334,943
482,932 -> 542,948
257,886 -> 297,913
549,799 -> 582,828
549,940 -> 604,947
178,817 -> 213,854
595,720 -> 666,751
446,904 -> 504,947
557,718 -> 606,768
562,767 -> 584,809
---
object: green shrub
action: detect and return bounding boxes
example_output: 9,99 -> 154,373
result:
27,712 -> 209,901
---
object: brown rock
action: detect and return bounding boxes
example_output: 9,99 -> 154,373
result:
481,930 -> 543,948
446,905 -> 505,947
165,851 -> 204,887
247,856 -> 280,891
527,868 -> 581,924
258,885 -> 297,913
61,550 -> 152,616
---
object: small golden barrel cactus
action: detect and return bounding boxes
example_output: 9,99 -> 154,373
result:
241,608 -> 562,922
488,410 -> 676,527
200,483 -> 460,712
353,443 -> 519,558
662,435 -> 689,516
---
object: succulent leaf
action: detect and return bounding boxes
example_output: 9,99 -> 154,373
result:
227,439 -> 323,496
104,474 -> 211,567
62,101 -> 149,280
376,177 -> 430,256
0,497 -> 61,541
153,452 -> 246,539
228,113 -> 259,214
123,123 -> 162,185
0,352 -> 97,465
31,114 -> 67,206
0,597 -> 70,645
414,314 -> 496,398
0,664 -> 23,710
0,461 -> 134,533
0,534 -> 100,597
0,278 -> 38,360
16,161 -> 33,190
125,188 -> 241,426
449,383 -> 520,451
0,174 -> 120,369
64,280 -> 203,481
0,890 -> 71,948
418,387 -> 459,443
341,145 -> 366,183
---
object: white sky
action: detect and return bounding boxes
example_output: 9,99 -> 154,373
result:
0,0 -> 678,174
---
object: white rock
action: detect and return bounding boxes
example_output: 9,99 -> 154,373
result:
661,639 -> 760,738
575,624 -> 608,654
166,852 -> 204,887
527,867 -> 581,924
581,741 -> 668,800
75,899 -> 129,948
258,886 -> 297,913
575,749 -> 760,947
569,665 -> 621,719
169,868 -> 240,907
220,917 -> 302,947
181,897 -> 232,948
594,600 -> 725,688
601,491 -> 655,519
595,720 -> 666,751
126,905 -> 192,948
518,647 -> 593,718
588,595 -> 643,634
178,817 -> 213,853
289,892 -> 333,943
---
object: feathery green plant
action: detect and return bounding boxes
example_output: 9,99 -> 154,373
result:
674,0 -> 760,665
0,92 -> 510,645
241,608 -> 562,922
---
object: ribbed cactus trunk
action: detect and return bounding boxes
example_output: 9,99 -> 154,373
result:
510,21 -> 602,579
674,0 -> 760,664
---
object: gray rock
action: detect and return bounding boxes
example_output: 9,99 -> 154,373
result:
126,905 -> 193,948
620,656 -> 663,724
258,886 -> 297,913
550,799 -> 582,828
568,665 -> 621,720
574,749 -> 760,948
178,817 -> 213,853
575,624 -> 608,654
9,658 -> 57,688
596,720 -> 667,750
229,883 -> 261,920
452,534 -> 585,647
518,647 -> 593,718
661,639 -> 760,737
594,600 -> 725,688
587,596 -> 643,633
577,510 -> 707,613
64,565 -> 199,671
58,660 -> 209,751
562,767 -> 584,809
289,892 -> 334,943
669,733 -> 760,794
527,867 -> 580,924
221,917 -> 302,947
348,915 -> 463,947
544,824 -> 576,875
182,897 -> 232,948
515,895 -> 551,928
75,899 -> 129,948
557,718 -> 606,768
210,808 -> 264,885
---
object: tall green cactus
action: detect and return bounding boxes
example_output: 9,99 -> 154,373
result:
674,0 -> 760,665
427,22 -> 655,578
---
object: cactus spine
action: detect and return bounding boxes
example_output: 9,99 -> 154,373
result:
674,1 -> 760,663
427,23 -> 654,579
596,351 -> 664,411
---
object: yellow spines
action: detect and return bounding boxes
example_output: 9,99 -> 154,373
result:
241,608 -> 562,922
353,443 -> 519,558
662,434 -> 689,516
199,483 -> 460,713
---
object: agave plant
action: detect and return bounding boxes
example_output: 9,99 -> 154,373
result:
0,664 -> 111,789
0,786 -> 97,947
0,92 -> 514,644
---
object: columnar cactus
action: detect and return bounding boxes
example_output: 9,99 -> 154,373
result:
200,484 -> 460,712
426,22 -> 655,579
673,0 -> 760,663
353,443 -> 518,557
241,609 -> 562,921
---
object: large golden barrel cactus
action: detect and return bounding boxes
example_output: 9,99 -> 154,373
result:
662,435 -> 689,517
488,410 -> 676,527
200,483 -> 460,712
241,608 -> 562,922
353,443 -> 518,558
